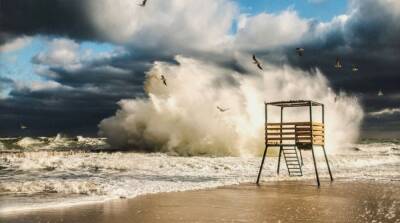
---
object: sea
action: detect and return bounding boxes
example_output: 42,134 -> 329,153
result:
0,135 -> 399,213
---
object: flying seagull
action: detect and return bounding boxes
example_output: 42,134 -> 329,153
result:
378,90 -> 384,96
160,75 -> 167,86
138,0 -> 147,7
334,57 -> 342,69
352,64 -> 359,72
217,106 -> 230,112
296,48 -> 304,56
20,124 -> 27,130
252,54 -> 263,70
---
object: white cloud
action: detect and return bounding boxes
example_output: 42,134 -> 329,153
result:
234,10 -> 310,50
33,39 -> 80,66
15,80 -> 71,92
368,108 -> 400,117
86,0 -> 237,52
33,38 -> 127,72
0,36 -> 32,53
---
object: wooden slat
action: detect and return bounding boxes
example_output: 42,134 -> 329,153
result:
266,127 -> 297,130
267,137 -> 311,141
266,137 -> 297,140
267,122 -> 324,126
267,130 -> 297,132
295,133 -> 312,136
267,132 -> 297,136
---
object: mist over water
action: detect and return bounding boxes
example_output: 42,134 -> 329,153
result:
99,55 -> 364,155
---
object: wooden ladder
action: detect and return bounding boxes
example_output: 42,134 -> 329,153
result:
282,146 -> 303,176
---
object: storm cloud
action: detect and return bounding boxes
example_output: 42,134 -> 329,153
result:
0,0 -> 399,137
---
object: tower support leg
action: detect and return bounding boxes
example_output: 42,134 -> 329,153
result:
311,146 -> 320,187
322,146 -> 334,181
298,147 -> 304,166
256,146 -> 268,185
277,146 -> 282,175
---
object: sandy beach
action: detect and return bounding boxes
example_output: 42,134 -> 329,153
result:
1,180 -> 399,223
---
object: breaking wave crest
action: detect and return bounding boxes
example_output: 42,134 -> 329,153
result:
99,55 -> 363,156
0,134 -> 109,152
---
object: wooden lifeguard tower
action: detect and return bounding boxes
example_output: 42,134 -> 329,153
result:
256,100 -> 333,186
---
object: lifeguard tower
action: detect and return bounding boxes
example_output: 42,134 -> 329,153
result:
256,100 -> 333,186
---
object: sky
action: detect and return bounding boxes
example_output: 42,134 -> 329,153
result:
0,0 -> 399,138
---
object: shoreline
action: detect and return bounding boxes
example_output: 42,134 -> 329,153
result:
0,177 -> 366,214
1,180 -> 399,222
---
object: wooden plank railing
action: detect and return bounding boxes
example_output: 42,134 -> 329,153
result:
265,122 -> 324,146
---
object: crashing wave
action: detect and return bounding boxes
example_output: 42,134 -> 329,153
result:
0,134 -> 109,152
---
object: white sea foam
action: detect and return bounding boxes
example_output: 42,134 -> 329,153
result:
0,135 -> 109,151
16,137 -> 43,149
0,143 -> 399,213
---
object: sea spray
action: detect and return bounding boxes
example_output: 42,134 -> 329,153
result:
99,56 -> 264,156
99,55 -> 364,155
262,64 -> 364,152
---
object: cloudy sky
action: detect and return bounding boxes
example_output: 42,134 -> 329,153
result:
0,0 -> 399,138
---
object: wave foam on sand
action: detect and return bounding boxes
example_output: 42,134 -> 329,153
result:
0,141 -> 399,213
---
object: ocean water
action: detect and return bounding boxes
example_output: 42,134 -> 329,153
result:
0,135 -> 399,213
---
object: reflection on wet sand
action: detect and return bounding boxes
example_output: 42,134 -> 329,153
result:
1,181 -> 399,223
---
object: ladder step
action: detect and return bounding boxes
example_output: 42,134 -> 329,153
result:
282,146 -> 303,177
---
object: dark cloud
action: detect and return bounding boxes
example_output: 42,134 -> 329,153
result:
0,76 -> 13,85
0,0 -> 399,138
0,50 -> 150,136
0,80 -> 145,137
269,0 -> 400,136
0,0 -> 97,44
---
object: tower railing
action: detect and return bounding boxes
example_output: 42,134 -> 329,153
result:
256,100 -> 333,187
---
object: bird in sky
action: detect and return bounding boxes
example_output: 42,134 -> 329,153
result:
252,54 -> 263,70
217,106 -> 230,112
138,0 -> 147,7
334,57 -> 342,69
352,64 -> 359,72
160,75 -> 167,87
378,90 -> 384,96
296,48 -> 304,56
20,124 -> 27,130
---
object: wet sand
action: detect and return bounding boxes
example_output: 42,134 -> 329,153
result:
1,181 -> 399,223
